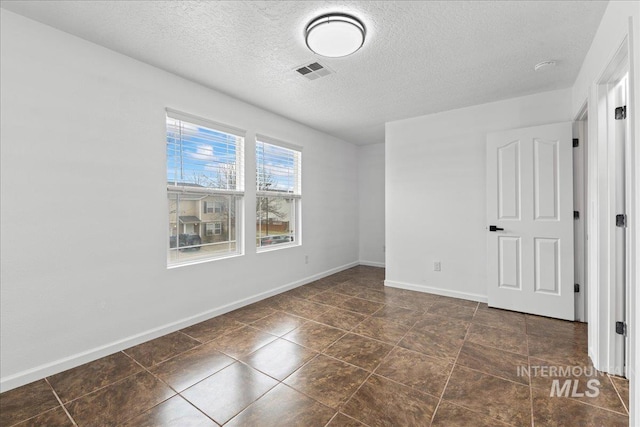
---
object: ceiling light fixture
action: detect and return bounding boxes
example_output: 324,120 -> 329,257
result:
305,13 -> 366,58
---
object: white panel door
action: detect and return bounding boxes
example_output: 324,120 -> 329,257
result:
487,122 -> 574,320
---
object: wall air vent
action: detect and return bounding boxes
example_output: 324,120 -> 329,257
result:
294,61 -> 334,81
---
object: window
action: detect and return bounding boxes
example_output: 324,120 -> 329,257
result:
256,136 -> 301,250
205,222 -> 222,236
166,110 -> 244,266
203,201 -> 223,214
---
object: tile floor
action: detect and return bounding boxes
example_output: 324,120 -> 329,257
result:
0,266 -> 630,426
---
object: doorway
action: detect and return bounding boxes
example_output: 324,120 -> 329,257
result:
593,39 -> 630,377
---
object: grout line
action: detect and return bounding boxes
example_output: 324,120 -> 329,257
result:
607,374 -> 630,414
334,299 -> 429,424
429,301 -> 478,425
120,352 -> 223,425
54,354 -> 146,405
44,378 -> 78,427
527,331 -> 535,427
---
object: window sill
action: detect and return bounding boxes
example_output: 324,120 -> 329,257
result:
167,252 -> 243,269
256,242 -> 301,254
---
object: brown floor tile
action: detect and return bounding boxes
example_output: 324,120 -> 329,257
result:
47,352 -> 141,403
324,333 -> 393,371
610,375 -> 629,412
284,354 -> 369,409
466,323 -> 528,355
472,308 -> 526,333
456,341 -> 528,385
443,366 -> 531,426
250,312 -> 306,336
210,325 -> 276,359
385,294 -> 435,311
399,328 -> 464,361
241,339 -> 316,380
375,346 -> 452,396
283,321 -> 345,352
181,315 -> 245,343
258,294 -> 294,310
351,317 -> 410,344
305,278 -> 339,292
181,362 -> 277,425
12,407 -> 74,427
124,332 -> 201,368
120,395 -> 215,427
413,314 -> 470,336
427,302 -> 477,321
398,315 -> 468,361
342,374 -> 438,426
326,413 -> 367,426
285,285 -> 325,299
432,295 -> 479,308
223,304 -> 275,324
431,401 -> 511,427
528,358 -> 626,414
2,268 -> 628,427
66,371 -> 175,427
354,288 -> 387,303
310,291 -> 352,307
338,297 -> 384,315
349,275 -> 384,288
314,307 -> 368,331
526,315 -> 588,340
531,386 -> 628,427
149,341 -> 234,392
371,304 -> 422,327
279,298 -> 331,320
0,380 -> 59,427
331,283 -> 368,297
528,333 -> 589,366
225,384 -> 334,427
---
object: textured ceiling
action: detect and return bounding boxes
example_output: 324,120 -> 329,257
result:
1,1 -> 608,145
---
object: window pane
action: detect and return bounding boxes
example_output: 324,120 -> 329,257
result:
168,192 -> 238,264
256,196 -> 296,248
256,141 -> 301,195
167,117 -> 243,191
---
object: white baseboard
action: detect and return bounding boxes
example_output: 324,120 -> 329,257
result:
358,260 -> 385,268
0,261 -> 359,392
384,280 -> 488,303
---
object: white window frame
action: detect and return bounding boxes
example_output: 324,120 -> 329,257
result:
166,109 -> 245,267
255,135 -> 302,252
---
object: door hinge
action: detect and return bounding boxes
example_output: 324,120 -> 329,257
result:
574,284 -> 580,293
574,211 -> 579,219
572,138 -> 579,147
615,106 -> 626,120
616,214 -> 627,228
616,321 -> 626,336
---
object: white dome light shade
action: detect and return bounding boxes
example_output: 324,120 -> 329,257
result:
306,14 -> 365,58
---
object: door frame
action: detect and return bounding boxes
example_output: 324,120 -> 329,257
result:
587,37 -> 637,378
573,107 -> 588,323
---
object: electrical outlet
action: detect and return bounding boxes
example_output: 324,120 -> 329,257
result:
305,255 -> 309,264
434,261 -> 441,272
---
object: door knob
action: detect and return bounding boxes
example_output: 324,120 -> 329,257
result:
489,225 -> 504,232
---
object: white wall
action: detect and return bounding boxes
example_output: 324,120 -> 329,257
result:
358,143 -> 385,267
570,1 -> 640,424
385,89 -> 572,301
0,11 -> 359,390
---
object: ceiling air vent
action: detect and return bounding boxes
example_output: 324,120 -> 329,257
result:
294,61 -> 334,81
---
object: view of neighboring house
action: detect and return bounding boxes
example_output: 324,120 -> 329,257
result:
168,186 -> 235,246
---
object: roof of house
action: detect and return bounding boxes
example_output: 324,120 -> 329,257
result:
178,216 -> 201,224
